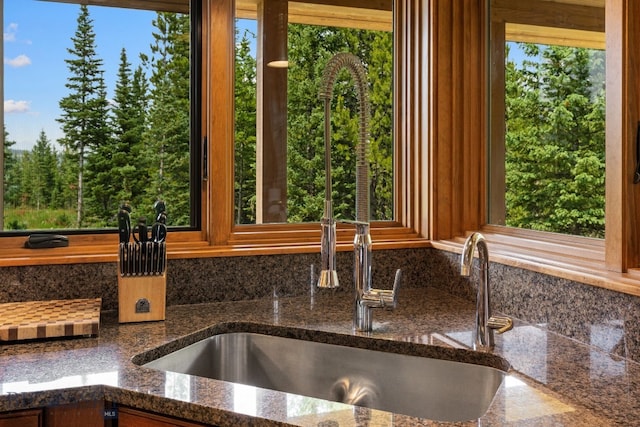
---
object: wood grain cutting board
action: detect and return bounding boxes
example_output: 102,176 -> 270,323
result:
0,298 -> 101,342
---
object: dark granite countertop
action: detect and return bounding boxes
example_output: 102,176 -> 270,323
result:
0,287 -> 635,426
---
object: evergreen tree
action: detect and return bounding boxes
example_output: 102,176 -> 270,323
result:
285,24 -> 328,223
56,148 -> 79,211
368,31 -> 393,220
85,48 -> 148,226
18,151 -> 35,208
234,28 -> 257,224
129,63 -> 150,204
3,126 -> 19,208
141,11 -> 190,225
57,4 -> 110,228
505,43 -> 605,237
29,130 -> 58,210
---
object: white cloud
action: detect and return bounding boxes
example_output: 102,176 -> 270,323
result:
4,23 -> 18,42
4,100 -> 30,114
5,54 -> 31,67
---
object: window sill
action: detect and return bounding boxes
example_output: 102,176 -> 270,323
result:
431,226 -> 640,298
0,226 -> 430,267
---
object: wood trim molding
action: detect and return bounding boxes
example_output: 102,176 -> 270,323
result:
488,17 -> 506,225
505,23 -> 604,49
491,0 -> 604,33
394,0 -> 428,238
491,0 -> 604,49
605,0 -> 640,272
206,0 -> 235,245
429,0 -> 486,240
236,0 -> 392,31
256,0 -> 288,223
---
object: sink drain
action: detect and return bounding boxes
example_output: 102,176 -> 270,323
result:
330,376 -> 379,407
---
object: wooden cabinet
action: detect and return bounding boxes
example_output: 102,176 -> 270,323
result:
0,401 -> 102,427
45,401 -> 103,427
0,409 -> 43,427
0,402 -> 214,427
117,406 -> 212,427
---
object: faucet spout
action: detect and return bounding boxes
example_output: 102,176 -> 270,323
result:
316,53 -> 401,332
460,232 -> 512,351
317,53 -> 370,290
318,199 -> 339,289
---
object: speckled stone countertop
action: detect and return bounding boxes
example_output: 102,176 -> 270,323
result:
0,287 -> 636,426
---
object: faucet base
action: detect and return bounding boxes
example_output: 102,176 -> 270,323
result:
354,303 -> 373,332
354,269 -> 403,332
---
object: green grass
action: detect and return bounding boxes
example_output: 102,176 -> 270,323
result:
4,207 -> 76,230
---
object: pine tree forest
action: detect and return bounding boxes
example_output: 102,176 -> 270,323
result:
504,43 -> 605,238
3,6 -> 190,230
234,23 -> 394,224
1,5 -> 606,239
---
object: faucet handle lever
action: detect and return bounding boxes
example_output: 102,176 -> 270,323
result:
391,268 -> 402,302
488,315 -> 513,334
373,268 -> 402,310
390,268 -> 402,308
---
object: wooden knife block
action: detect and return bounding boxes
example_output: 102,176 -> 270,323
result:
117,274 -> 166,323
117,242 -> 167,323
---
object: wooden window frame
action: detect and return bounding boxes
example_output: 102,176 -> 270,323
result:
9,0 -> 640,302
205,0 -> 427,252
430,0 -> 640,297
0,0 -> 429,266
25,0 -> 640,300
0,0 -> 205,266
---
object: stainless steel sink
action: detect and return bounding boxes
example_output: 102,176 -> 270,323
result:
141,328 -> 508,422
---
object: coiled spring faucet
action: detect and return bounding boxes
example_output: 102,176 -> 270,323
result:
317,53 -> 401,332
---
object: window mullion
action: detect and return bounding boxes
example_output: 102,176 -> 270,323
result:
255,0 -> 288,224
206,0 -> 235,246
605,0 -> 640,272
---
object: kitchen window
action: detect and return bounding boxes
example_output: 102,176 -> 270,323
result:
428,0 -> 640,294
7,0 -> 637,294
0,0 -> 205,263
1,0 -> 199,231
209,0 -> 425,249
488,0 -> 605,239
0,0 -> 426,265
233,4 -> 394,225
479,0 -> 613,277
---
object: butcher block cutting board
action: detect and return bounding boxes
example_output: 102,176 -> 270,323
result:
0,298 -> 101,342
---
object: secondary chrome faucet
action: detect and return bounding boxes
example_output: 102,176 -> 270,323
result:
460,232 -> 512,351
316,52 -> 401,332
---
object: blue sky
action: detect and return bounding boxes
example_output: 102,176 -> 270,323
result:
4,1 -> 156,150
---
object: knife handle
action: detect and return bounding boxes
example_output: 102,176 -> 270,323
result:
134,217 -> 148,243
117,209 -> 131,244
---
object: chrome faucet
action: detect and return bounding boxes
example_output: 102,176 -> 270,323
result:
460,232 -> 512,351
352,221 -> 402,332
316,52 -> 401,332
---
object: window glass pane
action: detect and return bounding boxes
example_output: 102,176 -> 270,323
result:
234,18 -> 257,225
234,4 -> 393,225
504,42 -> 605,237
489,1 -> 605,238
2,0 -> 193,231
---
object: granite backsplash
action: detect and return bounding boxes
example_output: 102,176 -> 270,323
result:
1,247 -> 639,362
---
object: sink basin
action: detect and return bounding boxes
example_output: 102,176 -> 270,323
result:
140,326 -> 508,422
